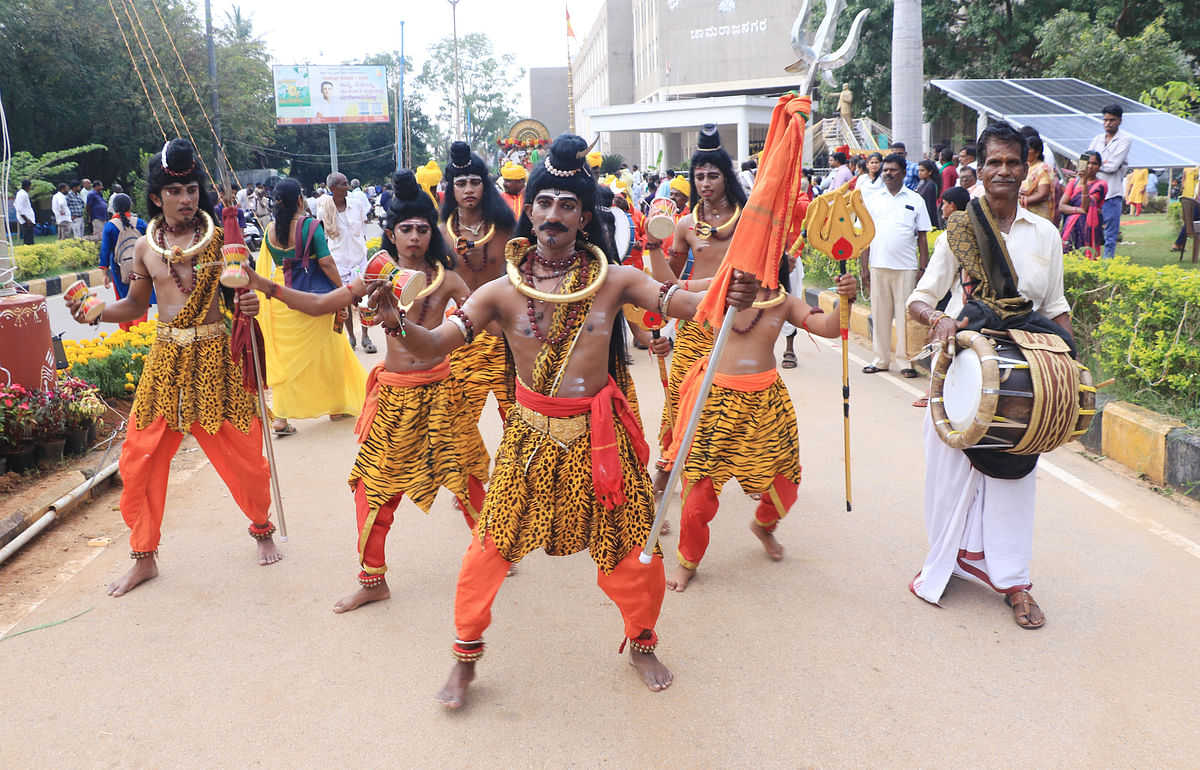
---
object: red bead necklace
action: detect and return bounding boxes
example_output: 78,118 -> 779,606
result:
524,254 -> 592,345
155,218 -> 204,294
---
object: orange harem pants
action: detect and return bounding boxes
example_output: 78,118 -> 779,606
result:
453,532 -> 666,646
665,362 -> 802,570
354,477 -> 486,576
118,417 -> 271,553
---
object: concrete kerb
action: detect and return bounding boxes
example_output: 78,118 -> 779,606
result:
18,267 -> 106,298
811,287 -> 1200,500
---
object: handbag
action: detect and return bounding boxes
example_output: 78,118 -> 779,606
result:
281,216 -> 337,294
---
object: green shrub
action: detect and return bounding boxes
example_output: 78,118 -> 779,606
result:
1169,200 -> 1182,228
13,240 -> 99,281
1143,196 -> 1167,214
1065,252 -> 1200,423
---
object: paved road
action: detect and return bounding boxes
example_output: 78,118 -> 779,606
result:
2,328 -> 1199,766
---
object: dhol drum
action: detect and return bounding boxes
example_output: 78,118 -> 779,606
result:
930,329 -> 1095,454
645,198 -> 678,241
611,207 -> 632,261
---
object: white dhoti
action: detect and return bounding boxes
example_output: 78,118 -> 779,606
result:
911,413 -> 1036,604
781,258 -> 807,337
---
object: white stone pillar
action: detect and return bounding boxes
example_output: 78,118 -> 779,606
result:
737,116 -> 750,163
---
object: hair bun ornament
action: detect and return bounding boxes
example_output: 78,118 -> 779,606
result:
544,134 -> 589,177
697,124 -> 722,151
162,138 -> 197,178
393,169 -> 421,200
450,141 -> 472,169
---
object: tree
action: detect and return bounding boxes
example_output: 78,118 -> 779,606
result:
7,144 -> 108,203
1036,14 -> 1193,98
1140,81 -> 1200,121
414,33 -> 524,159
214,6 -> 276,174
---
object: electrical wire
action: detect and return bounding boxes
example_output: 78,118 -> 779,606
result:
226,139 -> 397,159
1,82 -> 17,294
106,0 -> 168,140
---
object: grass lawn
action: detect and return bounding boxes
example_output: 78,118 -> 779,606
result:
1113,210 -> 1199,268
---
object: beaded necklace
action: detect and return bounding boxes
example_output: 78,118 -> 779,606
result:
524,253 -> 592,345
693,200 -> 741,240
732,307 -> 765,335
154,218 -> 204,294
446,213 -> 496,272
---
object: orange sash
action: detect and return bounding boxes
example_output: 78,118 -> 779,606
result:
664,356 -> 779,462
515,376 -> 649,510
354,359 -> 451,443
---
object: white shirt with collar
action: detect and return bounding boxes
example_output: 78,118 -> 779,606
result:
14,189 -> 35,223
907,204 -> 1070,320
864,185 -> 932,270
1087,128 -> 1132,201
52,191 -> 72,223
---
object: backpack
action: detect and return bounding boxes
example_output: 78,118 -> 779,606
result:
113,217 -> 141,284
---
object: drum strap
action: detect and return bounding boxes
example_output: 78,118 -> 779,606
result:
945,198 -> 1033,320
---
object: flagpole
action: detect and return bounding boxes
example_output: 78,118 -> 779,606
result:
566,22 -> 576,133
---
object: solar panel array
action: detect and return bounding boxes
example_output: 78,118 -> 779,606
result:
932,78 -> 1200,168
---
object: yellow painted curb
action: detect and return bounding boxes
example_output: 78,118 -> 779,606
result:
817,290 -> 923,357
1102,401 -> 1184,485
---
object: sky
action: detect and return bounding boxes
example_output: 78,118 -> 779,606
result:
210,0 -> 607,115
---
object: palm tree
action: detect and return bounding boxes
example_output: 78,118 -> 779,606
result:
891,0 -> 924,156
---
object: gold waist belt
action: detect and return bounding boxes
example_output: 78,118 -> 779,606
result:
156,321 -> 226,345
511,403 -> 589,447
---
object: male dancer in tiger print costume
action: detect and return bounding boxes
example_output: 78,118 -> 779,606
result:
65,139 -> 281,597
644,125 -> 749,517
390,134 -> 758,709
246,171 -> 488,613
661,262 -> 858,592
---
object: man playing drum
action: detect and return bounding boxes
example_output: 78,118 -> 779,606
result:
906,123 -> 1073,629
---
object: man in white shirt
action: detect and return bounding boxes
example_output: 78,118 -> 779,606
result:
320,172 -> 373,352
906,123 -> 1073,630
860,153 -> 931,377
1087,105 -> 1132,259
14,178 -> 36,245
51,183 -> 73,240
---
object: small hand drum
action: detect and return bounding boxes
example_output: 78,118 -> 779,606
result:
391,268 -> 426,308
219,243 -> 250,288
645,198 -> 678,241
363,251 -> 400,284
66,280 -> 105,323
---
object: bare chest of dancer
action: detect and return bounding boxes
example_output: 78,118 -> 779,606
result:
446,223 -> 512,293
670,204 -> 737,281
132,235 -> 223,325
384,279 -> 470,373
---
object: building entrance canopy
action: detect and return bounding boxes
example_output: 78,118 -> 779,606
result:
933,78 -> 1200,168
583,95 -> 779,162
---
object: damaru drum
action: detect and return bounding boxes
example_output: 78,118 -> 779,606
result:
930,329 -> 1095,454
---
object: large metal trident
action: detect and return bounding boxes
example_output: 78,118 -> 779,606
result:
785,0 -> 870,92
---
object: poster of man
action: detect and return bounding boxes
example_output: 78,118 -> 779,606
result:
272,65 -> 390,125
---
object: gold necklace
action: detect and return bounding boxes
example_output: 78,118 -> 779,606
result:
445,213 -> 496,256
146,211 -> 215,264
693,201 -> 741,240
412,263 -> 445,301
505,238 -> 607,304
751,288 -> 788,309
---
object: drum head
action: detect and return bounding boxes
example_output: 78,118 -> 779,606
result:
612,208 -> 632,260
943,346 -> 983,432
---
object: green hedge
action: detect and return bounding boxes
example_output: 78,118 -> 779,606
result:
13,240 -> 99,281
1065,253 -> 1200,423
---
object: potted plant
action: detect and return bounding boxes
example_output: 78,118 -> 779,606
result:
58,377 -> 102,454
0,384 -> 37,473
31,389 -> 68,469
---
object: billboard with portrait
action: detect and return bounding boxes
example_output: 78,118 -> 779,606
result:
272,65 -> 390,125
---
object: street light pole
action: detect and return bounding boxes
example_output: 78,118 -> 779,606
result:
449,0 -> 462,140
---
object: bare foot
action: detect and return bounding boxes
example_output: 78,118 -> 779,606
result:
506,564 -> 518,577
106,557 -> 159,596
750,520 -> 784,561
436,662 -> 476,709
332,579 -> 390,613
666,564 -> 696,592
659,518 -> 672,536
257,536 -> 284,566
629,649 -> 674,691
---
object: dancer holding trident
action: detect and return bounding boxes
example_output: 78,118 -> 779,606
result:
65,139 -> 281,596
388,135 -> 758,708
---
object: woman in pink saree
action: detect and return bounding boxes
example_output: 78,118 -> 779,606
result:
1059,151 -> 1107,257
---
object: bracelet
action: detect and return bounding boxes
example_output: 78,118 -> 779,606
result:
384,309 -> 407,337
266,282 -> 280,300
645,241 -> 662,250
660,284 -> 680,317
927,310 -> 946,328
450,308 -> 475,344
345,283 -> 361,302
681,279 -> 690,291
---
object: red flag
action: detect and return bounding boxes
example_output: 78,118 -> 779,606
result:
693,93 -> 811,328
566,6 -> 577,39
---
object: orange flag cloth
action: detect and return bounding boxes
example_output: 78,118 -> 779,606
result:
693,93 -> 811,328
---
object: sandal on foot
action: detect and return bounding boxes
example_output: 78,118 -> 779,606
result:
912,395 -> 929,408
901,368 -> 919,378
273,422 -> 297,437
862,364 -> 888,374
1005,590 -> 1045,629
361,338 -> 378,354
782,351 -> 798,369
